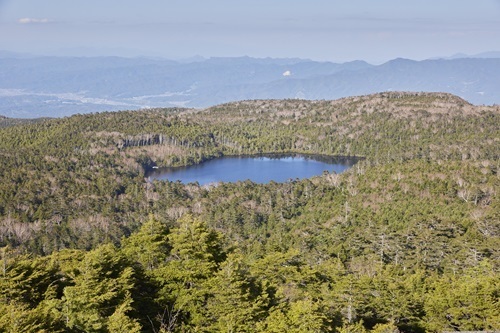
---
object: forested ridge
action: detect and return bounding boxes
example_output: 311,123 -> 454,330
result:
0,92 -> 498,332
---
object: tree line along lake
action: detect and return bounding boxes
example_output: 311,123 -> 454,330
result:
146,154 -> 360,185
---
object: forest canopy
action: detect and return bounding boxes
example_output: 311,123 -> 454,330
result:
0,92 -> 498,332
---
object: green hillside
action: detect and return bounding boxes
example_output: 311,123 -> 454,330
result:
0,92 -> 498,332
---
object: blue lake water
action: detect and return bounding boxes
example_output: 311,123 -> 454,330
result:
147,154 -> 358,185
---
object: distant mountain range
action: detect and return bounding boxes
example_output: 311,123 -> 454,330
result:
1,52 -> 499,118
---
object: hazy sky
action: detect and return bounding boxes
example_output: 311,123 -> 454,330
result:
1,0 -> 499,62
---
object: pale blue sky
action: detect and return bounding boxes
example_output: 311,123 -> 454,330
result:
1,0 -> 499,62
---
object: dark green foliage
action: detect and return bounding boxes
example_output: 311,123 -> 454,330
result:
0,92 -> 498,332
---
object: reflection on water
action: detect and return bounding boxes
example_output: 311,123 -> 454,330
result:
146,153 -> 360,185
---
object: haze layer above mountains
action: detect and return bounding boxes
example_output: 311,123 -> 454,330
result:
1,53 -> 499,118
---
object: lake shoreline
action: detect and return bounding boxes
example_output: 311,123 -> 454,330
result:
146,153 -> 362,185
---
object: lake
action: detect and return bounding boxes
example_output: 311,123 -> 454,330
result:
146,154 -> 359,185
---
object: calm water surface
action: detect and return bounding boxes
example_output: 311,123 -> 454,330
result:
147,154 -> 359,185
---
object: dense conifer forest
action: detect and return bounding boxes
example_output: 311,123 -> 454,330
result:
0,92 -> 498,332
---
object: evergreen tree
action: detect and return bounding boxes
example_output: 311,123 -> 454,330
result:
62,244 -> 141,332
204,253 -> 269,332
121,214 -> 170,271
258,299 -> 330,333
153,214 -> 226,331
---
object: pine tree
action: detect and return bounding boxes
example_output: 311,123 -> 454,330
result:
121,214 -> 170,271
153,214 -> 226,331
258,299 -> 330,333
204,253 -> 268,332
62,244 -> 141,332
